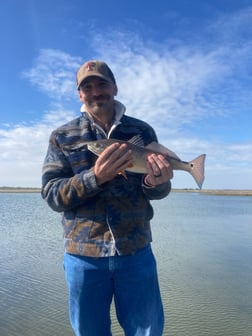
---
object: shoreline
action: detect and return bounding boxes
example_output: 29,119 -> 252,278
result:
0,187 -> 41,193
1,187 -> 252,196
172,188 -> 252,196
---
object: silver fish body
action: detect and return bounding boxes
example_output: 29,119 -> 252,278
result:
81,138 -> 206,189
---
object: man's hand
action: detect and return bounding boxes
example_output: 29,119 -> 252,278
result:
94,143 -> 133,185
145,154 -> 173,187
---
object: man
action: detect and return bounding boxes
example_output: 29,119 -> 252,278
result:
41,60 -> 173,336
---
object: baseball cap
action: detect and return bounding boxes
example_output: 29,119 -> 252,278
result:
76,60 -> 116,88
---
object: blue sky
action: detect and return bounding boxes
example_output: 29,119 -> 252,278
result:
0,0 -> 251,189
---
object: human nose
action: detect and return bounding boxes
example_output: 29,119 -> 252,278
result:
90,84 -> 102,96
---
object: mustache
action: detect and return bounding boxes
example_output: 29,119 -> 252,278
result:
93,94 -> 109,100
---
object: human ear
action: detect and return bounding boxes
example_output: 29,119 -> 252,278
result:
113,84 -> 118,96
78,89 -> 84,102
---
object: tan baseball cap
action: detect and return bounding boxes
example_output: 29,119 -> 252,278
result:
76,60 -> 116,88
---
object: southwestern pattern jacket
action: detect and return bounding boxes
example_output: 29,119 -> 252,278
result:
41,101 -> 171,257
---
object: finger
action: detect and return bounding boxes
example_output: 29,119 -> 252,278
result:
105,145 -> 132,171
155,156 -> 173,180
156,154 -> 171,168
111,144 -> 132,164
96,144 -> 132,178
146,154 -> 163,177
145,154 -> 173,186
112,150 -> 133,173
97,142 -> 121,162
96,143 -> 128,168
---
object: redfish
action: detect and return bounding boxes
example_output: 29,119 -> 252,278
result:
70,136 -> 206,189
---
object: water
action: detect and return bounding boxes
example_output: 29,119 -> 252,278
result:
0,192 -> 251,336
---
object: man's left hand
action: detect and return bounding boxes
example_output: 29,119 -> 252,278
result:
145,154 -> 173,187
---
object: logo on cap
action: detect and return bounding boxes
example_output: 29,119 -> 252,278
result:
86,61 -> 96,71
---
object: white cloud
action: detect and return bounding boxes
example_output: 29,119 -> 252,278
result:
1,7 -> 252,189
0,107 -> 76,187
22,49 -> 82,100
91,28 -> 251,131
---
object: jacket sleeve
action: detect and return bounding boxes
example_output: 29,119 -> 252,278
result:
142,179 -> 171,200
41,133 -> 102,212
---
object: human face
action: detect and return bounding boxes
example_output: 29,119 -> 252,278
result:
79,77 -> 117,119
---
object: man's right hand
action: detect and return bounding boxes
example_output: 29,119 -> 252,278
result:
94,143 -> 133,185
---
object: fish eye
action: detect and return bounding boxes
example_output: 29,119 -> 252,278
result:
95,143 -> 102,149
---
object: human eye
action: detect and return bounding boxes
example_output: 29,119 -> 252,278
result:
81,84 -> 91,92
98,81 -> 109,88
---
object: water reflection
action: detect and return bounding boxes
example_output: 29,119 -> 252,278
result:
0,192 -> 252,335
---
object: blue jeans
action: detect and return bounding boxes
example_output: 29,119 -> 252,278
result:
63,245 -> 164,336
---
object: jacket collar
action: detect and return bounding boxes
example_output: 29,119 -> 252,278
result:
80,100 -> 126,137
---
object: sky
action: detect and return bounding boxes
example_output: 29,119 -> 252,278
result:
0,0 -> 251,189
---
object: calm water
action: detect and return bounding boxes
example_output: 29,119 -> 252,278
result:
0,192 -> 252,336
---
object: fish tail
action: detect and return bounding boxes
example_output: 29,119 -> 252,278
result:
188,154 -> 206,189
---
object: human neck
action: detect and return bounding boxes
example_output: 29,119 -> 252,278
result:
90,110 -> 115,132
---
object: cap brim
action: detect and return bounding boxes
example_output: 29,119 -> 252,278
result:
77,73 -> 113,88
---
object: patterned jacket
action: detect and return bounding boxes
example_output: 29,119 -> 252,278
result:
41,101 -> 171,257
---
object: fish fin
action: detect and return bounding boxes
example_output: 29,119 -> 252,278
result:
128,135 -> 145,147
188,154 -> 206,189
146,142 -> 181,160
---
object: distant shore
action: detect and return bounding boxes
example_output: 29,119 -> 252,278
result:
1,187 -> 252,196
0,187 -> 41,193
172,188 -> 252,196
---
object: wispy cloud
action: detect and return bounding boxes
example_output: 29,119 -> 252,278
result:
22,49 -> 82,100
1,6 -> 252,188
89,8 -> 252,130
0,107 -> 76,187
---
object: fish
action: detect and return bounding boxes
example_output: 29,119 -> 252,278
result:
70,136 -> 206,189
